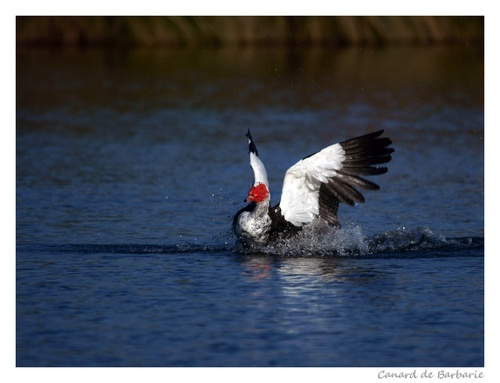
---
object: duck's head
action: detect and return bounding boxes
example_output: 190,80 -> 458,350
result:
245,183 -> 269,203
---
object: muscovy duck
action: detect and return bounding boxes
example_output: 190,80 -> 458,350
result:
233,130 -> 394,244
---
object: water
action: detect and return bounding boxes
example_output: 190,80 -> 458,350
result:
16,45 -> 484,367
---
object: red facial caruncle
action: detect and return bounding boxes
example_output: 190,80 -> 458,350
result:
245,183 -> 269,203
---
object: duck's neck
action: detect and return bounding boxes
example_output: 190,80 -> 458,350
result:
252,197 -> 271,217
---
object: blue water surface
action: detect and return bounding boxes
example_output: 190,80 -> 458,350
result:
16,45 -> 484,367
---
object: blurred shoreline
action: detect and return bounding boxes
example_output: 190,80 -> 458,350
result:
16,16 -> 483,48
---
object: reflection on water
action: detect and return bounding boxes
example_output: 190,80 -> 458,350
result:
239,253 -> 389,295
17,45 -> 483,115
234,249 -> 482,367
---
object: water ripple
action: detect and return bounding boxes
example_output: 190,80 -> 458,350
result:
18,227 -> 483,259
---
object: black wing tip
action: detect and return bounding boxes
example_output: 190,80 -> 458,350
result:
369,129 -> 385,138
341,130 -> 393,146
340,130 -> 395,161
320,130 -> 393,207
246,129 -> 259,155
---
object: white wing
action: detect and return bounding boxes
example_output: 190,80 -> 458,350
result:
246,130 -> 269,186
249,149 -> 269,188
279,143 -> 345,226
278,130 -> 394,227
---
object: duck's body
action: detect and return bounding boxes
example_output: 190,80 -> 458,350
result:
233,130 -> 394,245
